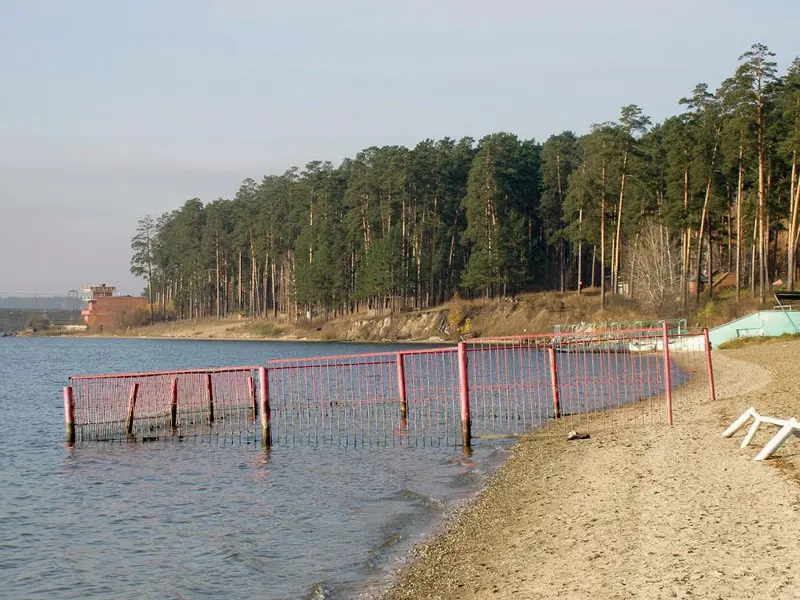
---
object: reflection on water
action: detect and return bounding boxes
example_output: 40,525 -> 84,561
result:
0,337 -> 508,599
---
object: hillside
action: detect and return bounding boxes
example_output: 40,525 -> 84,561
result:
90,289 -> 767,343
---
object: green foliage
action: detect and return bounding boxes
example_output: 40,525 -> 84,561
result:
116,308 -> 152,329
25,315 -> 50,331
461,133 -> 541,296
249,322 -> 283,337
718,333 -> 800,350
132,43 -> 800,323
697,301 -> 716,326
447,293 -> 466,332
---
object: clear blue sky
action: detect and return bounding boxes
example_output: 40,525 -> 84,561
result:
1,0 -> 798,295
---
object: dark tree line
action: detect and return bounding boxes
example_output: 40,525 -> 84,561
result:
132,44 -> 800,320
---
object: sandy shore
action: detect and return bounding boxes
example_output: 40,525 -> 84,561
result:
380,341 -> 800,599
43,317 -> 450,345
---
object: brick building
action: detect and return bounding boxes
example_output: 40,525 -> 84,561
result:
81,285 -> 148,330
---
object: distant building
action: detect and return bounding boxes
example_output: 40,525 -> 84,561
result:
80,284 -> 147,330
82,284 -> 116,304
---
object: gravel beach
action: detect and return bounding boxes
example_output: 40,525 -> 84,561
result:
380,340 -> 800,599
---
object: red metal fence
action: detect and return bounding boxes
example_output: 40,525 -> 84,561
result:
264,347 -> 461,447
259,326 -> 715,447
66,366 -> 260,443
64,326 -> 716,446
464,328 -> 713,438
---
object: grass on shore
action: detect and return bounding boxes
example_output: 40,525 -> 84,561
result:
717,332 -> 800,350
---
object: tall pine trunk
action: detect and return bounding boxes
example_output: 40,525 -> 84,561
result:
694,131 -> 720,303
757,82 -> 768,304
736,145 -> 744,299
750,214 -> 759,298
680,152 -> 691,308
612,149 -> 629,296
788,155 -> 800,290
600,160 -> 607,308
577,208 -> 583,294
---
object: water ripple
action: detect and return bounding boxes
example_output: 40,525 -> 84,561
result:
0,338 -> 507,599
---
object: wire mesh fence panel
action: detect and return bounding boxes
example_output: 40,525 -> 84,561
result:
65,327 -> 716,447
69,366 -> 259,442
466,341 -> 552,438
267,354 -> 398,447
554,336 -> 668,432
400,348 -> 460,446
662,332 -> 715,412
465,328 -> 701,436
266,348 -> 461,447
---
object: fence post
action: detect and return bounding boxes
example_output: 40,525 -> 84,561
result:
703,328 -> 717,401
662,322 -> 673,426
248,374 -> 257,417
63,386 -> 75,445
457,342 -> 471,448
170,377 -> 179,430
548,346 -> 561,419
259,367 -> 272,447
206,373 -> 214,423
396,353 -> 408,424
126,383 -> 139,436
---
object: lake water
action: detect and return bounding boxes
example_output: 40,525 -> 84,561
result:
0,337 -> 510,599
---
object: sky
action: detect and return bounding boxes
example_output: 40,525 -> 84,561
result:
1,0 -> 798,296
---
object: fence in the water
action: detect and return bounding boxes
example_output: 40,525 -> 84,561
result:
264,346 -> 465,448
65,366 -> 260,443
63,325 -> 716,447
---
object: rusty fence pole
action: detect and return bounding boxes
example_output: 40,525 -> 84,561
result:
259,367 -> 272,447
205,373 -> 214,424
396,353 -> 408,424
662,322 -> 673,426
248,374 -> 257,417
63,386 -> 75,445
126,383 -> 139,437
170,377 -> 179,430
457,342 -> 471,449
703,328 -> 717,401
548,346 -> 561,419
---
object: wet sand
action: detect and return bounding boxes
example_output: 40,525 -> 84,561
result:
381,341 -> 800,599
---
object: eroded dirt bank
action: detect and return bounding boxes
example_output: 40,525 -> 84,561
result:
74,291 -> 671,343
380,341 -> 800,600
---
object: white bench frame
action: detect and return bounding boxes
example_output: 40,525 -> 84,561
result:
722,407 -> 800,461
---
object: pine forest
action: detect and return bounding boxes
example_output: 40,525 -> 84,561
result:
131,45 -> 800,322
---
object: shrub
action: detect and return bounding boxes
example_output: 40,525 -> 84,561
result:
697,301 -> 716,327
26,315 -> 50,331
627,220 -> 681,313
116,307 -> 152,329
253,322 -> 283,337
447,293 -> 466,333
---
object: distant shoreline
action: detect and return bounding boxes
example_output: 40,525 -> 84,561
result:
12,327 -> 449,346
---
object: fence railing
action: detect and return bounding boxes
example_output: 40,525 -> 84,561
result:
65,366 -> 260,443
63,325 -> 716,447
263,347 -> 460,447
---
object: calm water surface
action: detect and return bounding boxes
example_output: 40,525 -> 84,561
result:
0,338 -> 509,599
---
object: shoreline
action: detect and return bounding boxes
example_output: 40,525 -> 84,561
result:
378,342 -> 800,599
26,332 -> 451,345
